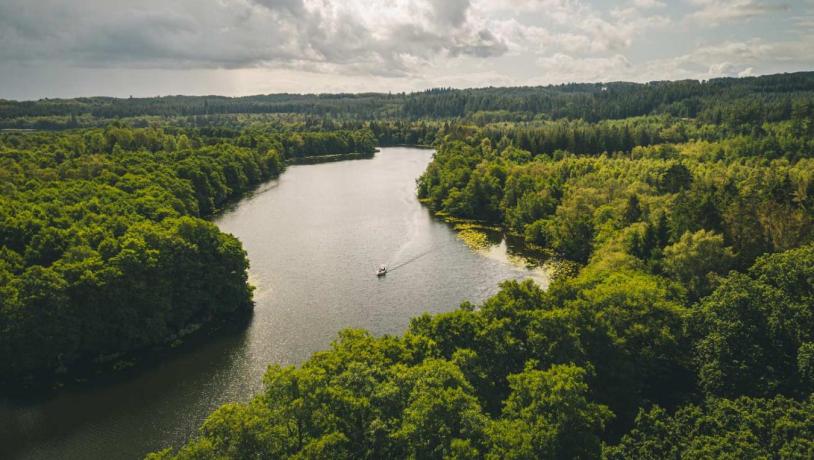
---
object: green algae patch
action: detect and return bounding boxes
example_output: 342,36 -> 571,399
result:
456,227 -> 490,250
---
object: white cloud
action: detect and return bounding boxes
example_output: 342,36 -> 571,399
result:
534,53 -> 633,82
636,36 -> 814,80
688,0 -> 790,24
524,32 -> 814,85
793,15 -> 814,28
476,0 -> 670,55
738,67 -> 756,77
632,0 -> 666,8
0,0 -> 675,80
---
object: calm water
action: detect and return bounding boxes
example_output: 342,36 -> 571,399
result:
0,147 -> 547,459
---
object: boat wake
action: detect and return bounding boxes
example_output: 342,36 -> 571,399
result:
387,246 -> 438,273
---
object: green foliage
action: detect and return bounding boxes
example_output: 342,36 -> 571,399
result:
604,396 -> 814,460
5,72 -> 813,127
0,124 -> 375,384
488,364 -> 612,459
418,123 -> 814,291
691,244 -> 814,398
662,229 -> 734,301
153,241 -> 814,460
6,74 -> 814,458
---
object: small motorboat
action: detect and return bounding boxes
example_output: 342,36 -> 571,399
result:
376,265 -> 387,277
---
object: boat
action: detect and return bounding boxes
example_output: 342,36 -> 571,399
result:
376,265 -> 387,277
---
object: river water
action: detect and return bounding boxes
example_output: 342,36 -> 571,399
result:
0,147 -> 548,459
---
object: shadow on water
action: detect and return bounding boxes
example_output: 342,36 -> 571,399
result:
0,312 -> 254,459
0,170 -> 287,459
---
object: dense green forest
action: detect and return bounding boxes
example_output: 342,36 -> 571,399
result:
143,74 -> 814,459
2,72 -> 814,458
149,243 -> 814,459
2,71 -> 813,128
0,125 -> 375,385
419,131 -> 814,270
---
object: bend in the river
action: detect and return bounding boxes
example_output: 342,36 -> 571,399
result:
0,147 -> 547,460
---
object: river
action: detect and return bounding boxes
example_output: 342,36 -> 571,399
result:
0,147 -> 548,459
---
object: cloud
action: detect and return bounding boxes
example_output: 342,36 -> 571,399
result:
526,31 -> 814,86
477,0 -> 670,55
793,15 -> 814,29
7,0 -> 673,80
632,0 -> 665,8
688,0 -> 790,23
738,67 -> 755,77
636,36 -> 814,80
428,0 -> 471,27
0,0 -> 508,76
0,0 -> 811,99
535,53 -> 634,82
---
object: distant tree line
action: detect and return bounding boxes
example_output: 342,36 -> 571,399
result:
2,72 -> 812,126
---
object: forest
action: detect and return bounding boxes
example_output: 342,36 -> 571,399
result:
2,71 -> 813,128
0,125 -> 375,385
149,74 -> 813,459
2,72 -> 813,458
148,246 -> 814,459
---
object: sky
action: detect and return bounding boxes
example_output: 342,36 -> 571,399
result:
0,0 -> 812,100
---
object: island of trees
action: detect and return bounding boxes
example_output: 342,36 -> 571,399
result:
1,72 -> 813,458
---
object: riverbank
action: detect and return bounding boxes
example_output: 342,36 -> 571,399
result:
0,147 -> 551,460
0,305 -> 254,396
1,147 -> 391,394
286,150 -> 376,165
379,143 -> 435,149
425,208 -> 573,287
1,146 -> 422,395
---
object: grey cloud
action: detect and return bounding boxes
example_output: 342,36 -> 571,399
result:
429,0 -> 471,27
0,0 -> 508,77
250,0 -> 307,14
3,0 -> 809,100
72,12 -> 197,64
450,30 -> 508,57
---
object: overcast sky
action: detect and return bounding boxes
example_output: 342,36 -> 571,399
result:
1,0 -> 812,100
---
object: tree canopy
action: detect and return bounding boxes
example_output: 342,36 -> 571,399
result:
0,124 -> 375,385
2,72 -> 812,459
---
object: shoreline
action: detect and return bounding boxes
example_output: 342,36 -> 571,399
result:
0,145 -> 420,396
286,150 -> 376,165
0,306 -> 254,397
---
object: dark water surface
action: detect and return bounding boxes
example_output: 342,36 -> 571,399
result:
0,147 -> 547,459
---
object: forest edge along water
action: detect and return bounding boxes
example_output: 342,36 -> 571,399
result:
0,147 -> 549,460
0,150 -> 387,395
